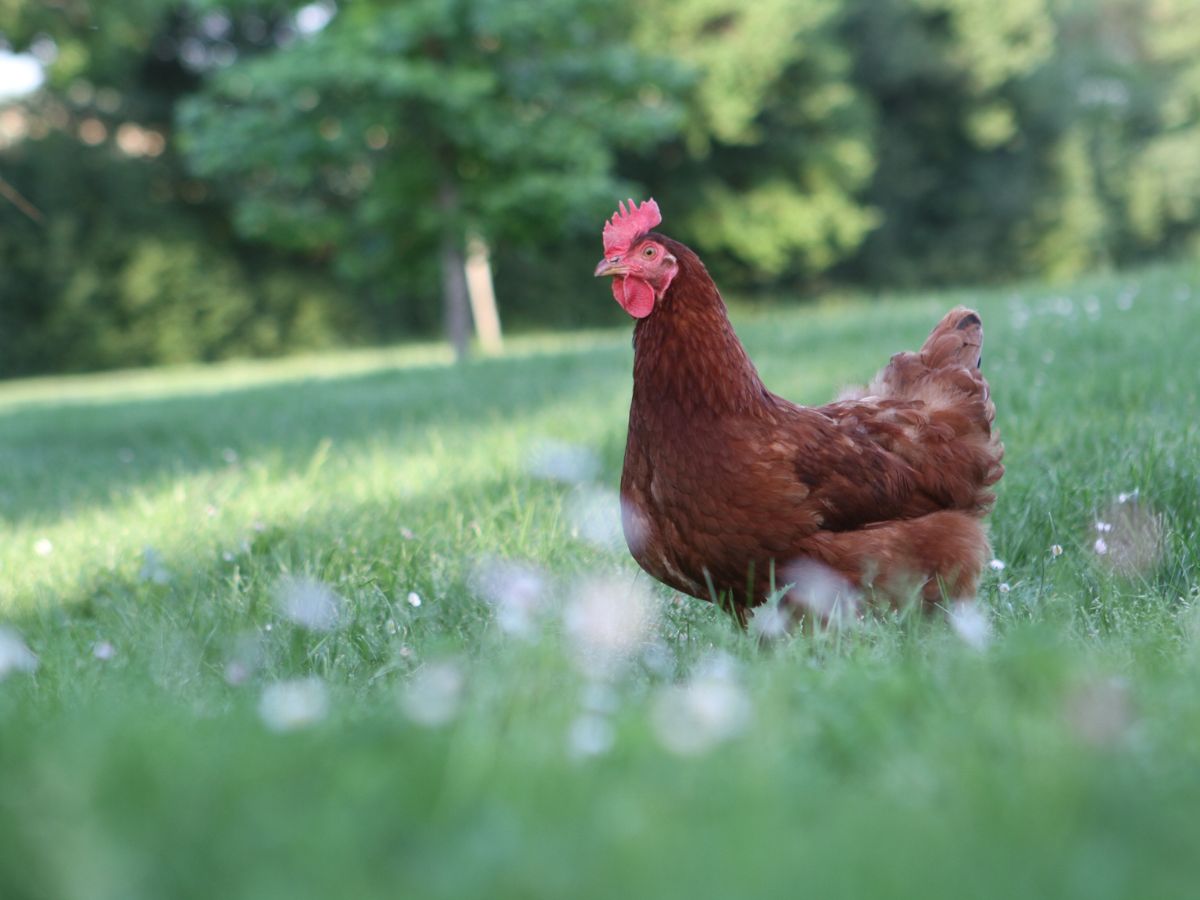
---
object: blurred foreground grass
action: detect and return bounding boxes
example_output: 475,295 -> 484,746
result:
1,265 -> 1199,899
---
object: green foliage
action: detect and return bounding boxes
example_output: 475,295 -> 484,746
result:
1106,0 -> 1200,255
0,132 -> 351,374
1,266 -> 1198,897
840,0 -> 1060,284
627,0 -> 878,283
4,0 -> 1200,374
176,0 -> 681,297
842,0 -> 1200,285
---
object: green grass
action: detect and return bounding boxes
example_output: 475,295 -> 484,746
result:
2,264 -> 1199,899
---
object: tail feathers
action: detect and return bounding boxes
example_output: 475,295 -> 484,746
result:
922,306 -> 983,370
870,307 -> 995,427
876,306 -> 985,398
803,510 -> 990,606
829,305 -> 1004,518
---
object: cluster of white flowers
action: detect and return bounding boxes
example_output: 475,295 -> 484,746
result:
988,558 -> 1011,596
1092,490 -> 1162,573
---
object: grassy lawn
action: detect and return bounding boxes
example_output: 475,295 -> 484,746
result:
1,264 -> 1198,900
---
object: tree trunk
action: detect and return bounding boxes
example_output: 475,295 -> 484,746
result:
438,180 -> 471,363
465,232 -> 503,355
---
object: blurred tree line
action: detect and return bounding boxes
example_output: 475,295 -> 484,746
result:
2,0 -> 1198,376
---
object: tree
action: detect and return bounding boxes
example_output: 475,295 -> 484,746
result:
178,0 -> 680,360
1058,0 -> 1200,262
624,0 -> 878,289
0,1 -> 357,376
839,0 -> 1059,285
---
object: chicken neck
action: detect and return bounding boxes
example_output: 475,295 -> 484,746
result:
630,243 -> 769,420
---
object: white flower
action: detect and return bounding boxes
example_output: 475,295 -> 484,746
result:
749,603 -> 790,641
948,602 -> 991,651
92,640 -> 116,661
1095,521 -> 1113,533
526,439 -> 600,484
564,574 -> 656,678
406,591 -> 422,608
988,559 -> 1006,571
1094,537 -> 1109,556
139,546 -> 171,585
641,641 -> 675,677
400,660 -> 465,728
650,653 -> 751,756
1050,544 -> 1063,558
472,558 -> 547,638
581,681 -> 620,716
998,583 -> 1011,594
567,713 -> 615,759
0,627 -> 38,679
224,660 -> 251,686
224,633 -> 263,686
258,678 -> 329,731
565,487 -> 624,551
1117,489 -> 1139,504
274,575 -> 342,631
34,538 -> 53,557
781,560 -> 859,626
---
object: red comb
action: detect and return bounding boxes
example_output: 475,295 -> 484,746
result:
602,198 -> 662,256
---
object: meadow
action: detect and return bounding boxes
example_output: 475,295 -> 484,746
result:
1,265 -> 1198,899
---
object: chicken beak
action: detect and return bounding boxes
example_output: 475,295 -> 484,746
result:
594,257 -> 629,278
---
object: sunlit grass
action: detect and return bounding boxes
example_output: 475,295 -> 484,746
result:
1,263 -> 1199,899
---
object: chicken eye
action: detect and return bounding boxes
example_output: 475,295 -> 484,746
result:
642,245 -> 657,259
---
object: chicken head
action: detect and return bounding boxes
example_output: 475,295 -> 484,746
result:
594,198 -> 678,318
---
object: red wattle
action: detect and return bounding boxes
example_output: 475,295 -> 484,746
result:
612,277 -> 655,318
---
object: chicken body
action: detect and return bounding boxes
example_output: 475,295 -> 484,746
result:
600,217 -> 1003,622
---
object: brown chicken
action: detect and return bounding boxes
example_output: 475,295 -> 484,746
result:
594,199 -> 1004,623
